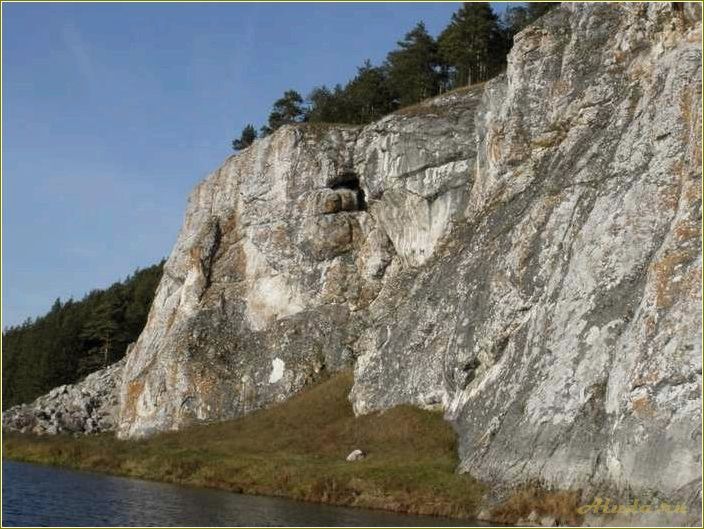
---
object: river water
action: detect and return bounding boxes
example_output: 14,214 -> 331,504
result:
3,461 -> 485,526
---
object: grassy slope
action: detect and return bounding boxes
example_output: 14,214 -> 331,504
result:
3,372 -> 486,518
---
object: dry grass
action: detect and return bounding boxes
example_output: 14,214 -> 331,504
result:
4,372 -> 484,519
442,81 -> 488,96
393,83 -> 488,118
393,101 -> 447,118
491,485 -> 583,525
300,121 -> 360,141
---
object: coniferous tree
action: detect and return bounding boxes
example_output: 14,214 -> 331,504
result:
500,4 -> 530,50
386,22 -> 444,106
80,289 -> 125,372
231,124 -> 258,151
343,60 -> 397,124
236,2 -> 555,136
307,61 -> 397,125
438,2 -> 504,87
263,90 -> 306,133
500,2 -> 559,51
526,2 -> 558,22
307,85 -> 349,123
2,261 -> 164,408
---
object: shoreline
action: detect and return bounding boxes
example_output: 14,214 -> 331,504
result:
3,373 -> 486,521
1,454 -> 480,523
2,373 -> 586,526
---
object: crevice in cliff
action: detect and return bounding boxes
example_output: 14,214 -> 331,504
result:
328,170 -> 367,211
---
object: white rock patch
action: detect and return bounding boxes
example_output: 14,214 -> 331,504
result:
269,358 -> 285,384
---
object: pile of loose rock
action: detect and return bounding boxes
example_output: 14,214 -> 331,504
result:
3,358 -> 124,435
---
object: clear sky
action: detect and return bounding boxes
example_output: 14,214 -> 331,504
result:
3,2 -> 509,328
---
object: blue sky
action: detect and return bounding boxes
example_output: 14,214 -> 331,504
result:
3,2 -> 509,328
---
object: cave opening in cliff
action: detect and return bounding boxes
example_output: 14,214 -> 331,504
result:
329,171 -> 367,210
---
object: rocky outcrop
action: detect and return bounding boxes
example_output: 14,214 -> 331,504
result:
351,4 -> 702,524
3,359 -> 124,435
5,2 -> 701,525
113,80 -> 489,439
117,4 -> 701,521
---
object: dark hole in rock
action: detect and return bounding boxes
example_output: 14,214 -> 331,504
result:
463,359 -> 481,372
329,171 -> 367,211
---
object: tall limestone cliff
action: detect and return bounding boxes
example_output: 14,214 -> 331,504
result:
5,2 -> 701,524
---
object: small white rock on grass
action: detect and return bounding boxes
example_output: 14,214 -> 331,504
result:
346,449 -> 365,462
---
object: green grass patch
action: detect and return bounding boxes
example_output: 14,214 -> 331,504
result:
4,372 -> 485,518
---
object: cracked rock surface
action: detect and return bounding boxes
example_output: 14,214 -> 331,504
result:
113,80 -> 485,440
5,3 -> 701,524
3,359 -> 124,435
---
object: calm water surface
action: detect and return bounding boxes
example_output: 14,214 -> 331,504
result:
3,461 -> 486,527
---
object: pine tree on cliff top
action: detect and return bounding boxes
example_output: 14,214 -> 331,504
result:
342,60 -> 396,124
261,90 -> 306,135
232,124 -> 258,151
386,21 -> 445,106
438,2 -> 504,87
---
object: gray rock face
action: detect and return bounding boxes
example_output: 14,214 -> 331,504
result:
350,4 -> 702,521
6,2 -> 700,525
120,3 -> 700,518
3,359 -> 124,435
350,4 -> 701,522
113,78 -> 485,440
462,1 -> 701,507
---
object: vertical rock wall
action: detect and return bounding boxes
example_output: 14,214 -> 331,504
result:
6,3 -> 700,524
117,4 -> 701,516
